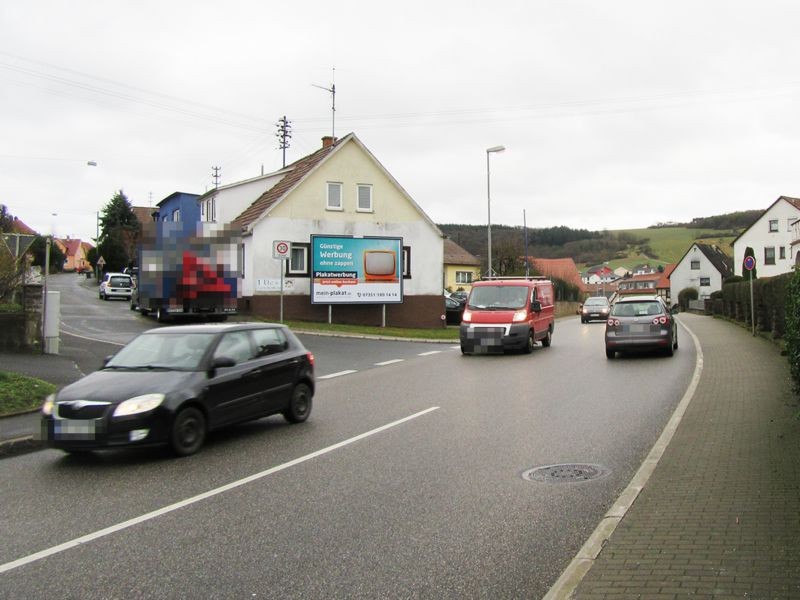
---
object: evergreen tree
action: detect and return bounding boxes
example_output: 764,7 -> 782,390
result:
97,190 -> 140,272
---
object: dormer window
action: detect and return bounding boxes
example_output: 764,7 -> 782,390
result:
327,182 -> 343,211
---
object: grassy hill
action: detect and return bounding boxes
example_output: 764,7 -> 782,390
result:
598,226 -> 738,271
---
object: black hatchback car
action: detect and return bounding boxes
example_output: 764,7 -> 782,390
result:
40,323 -> 315,456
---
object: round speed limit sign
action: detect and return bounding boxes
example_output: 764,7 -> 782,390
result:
273,240 -> 291,260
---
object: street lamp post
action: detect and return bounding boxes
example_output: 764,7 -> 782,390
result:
486,145 -> 505,278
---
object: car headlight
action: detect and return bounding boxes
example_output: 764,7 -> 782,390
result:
113,393 -> 165,417
512,310 -> 528,322
42,394 -> 56,416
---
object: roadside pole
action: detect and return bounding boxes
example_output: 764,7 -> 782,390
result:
273,240 -> 291,323
743,255 -> 756,336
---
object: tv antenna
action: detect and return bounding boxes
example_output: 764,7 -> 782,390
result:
312,67 -> 336,138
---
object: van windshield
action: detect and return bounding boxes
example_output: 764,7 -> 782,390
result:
468,286 -> 528,310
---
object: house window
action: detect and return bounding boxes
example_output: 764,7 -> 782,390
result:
205,198 -> 216,222
456,271 -> 473,284
690,260 -> 700,270
327,182 -> 343,210
769,219 -> 779,232
700,277 -> 710,286
172,208 -> 181,222
288,243 -> 309,276
239,243 -> 245,278
402,246 -> 411,279
357,184 -> 373,212
780,246 -> 786,260
764,247 -> 776,265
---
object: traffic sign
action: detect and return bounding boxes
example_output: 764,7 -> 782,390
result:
97,256 -> 106,267
273,240 -> 290,260
743,255 -> 756,271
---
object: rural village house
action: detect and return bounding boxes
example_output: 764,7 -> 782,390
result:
443,238 -> 480,293
669,243 -> 733,302
200,133 -> 445,327
732,196 -> 800,277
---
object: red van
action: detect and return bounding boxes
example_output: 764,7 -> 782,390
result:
459,277 -> 555,354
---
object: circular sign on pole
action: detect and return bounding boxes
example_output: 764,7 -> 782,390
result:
743,255 -> 756,271
273,240 -> 290,260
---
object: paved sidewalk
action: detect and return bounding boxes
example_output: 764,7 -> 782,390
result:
553,313 -> 800,598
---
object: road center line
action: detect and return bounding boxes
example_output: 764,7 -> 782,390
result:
374,359 -> 404,366
317,370 -> 358,379
0,406 -> 441,575
417,351 -> 441,356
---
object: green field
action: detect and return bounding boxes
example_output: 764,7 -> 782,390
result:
591,227 -> 737,271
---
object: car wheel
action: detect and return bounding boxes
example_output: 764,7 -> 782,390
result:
283,383 -> 312,423
580,317 -> 586,323
541,328 -> 552,348
673,331 -> 678,350
156,307 -> 168,323
605,347 -> 615,359
664,343 -> 674,357
524,330 -> 534,354
170,406 -> 206,456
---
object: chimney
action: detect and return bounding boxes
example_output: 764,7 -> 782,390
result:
321,136 -> 337,148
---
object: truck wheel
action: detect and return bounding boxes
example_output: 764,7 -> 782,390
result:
524,330 -> 534,354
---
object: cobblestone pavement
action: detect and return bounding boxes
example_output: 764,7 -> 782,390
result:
567,313 -> 800,599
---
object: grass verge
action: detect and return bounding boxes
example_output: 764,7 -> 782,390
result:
282,320 -> 460,341
0,372 -> 55,417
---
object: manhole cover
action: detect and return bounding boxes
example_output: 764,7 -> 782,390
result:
522,463 -> 609,484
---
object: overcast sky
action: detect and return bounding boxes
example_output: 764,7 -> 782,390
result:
2,1 -> 800,243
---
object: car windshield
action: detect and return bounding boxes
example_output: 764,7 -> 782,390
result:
585,297 -> 608,306
468,286 -> 528,309
610,301 -> 663,317
106,332 -> 218,370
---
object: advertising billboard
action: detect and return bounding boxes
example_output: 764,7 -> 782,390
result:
311,235 -> 403,304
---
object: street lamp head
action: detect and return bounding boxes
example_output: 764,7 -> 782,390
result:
87,161 -> 97,167
486,145 -> 506,154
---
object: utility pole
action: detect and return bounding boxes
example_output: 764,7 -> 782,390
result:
212,166 -> 221,189
276,116 -> 292,168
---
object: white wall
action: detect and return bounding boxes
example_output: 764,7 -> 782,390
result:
670,245 -> 725,300
243,217 -> 441,297
203,174 -> 284,225
733,199 -> 800,276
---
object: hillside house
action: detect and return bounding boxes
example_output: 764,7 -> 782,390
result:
617,265 -> 674,303
669,243 -> 733,302
157,192 -> 201,223
732,196 -> 800,277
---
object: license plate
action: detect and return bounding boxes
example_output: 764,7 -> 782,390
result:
628,324 -> 647,333
54,419 -> 96,440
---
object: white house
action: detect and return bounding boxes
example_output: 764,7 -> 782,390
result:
219,133 -> 445,327
670,243 -> 733,301
732,196 -> 800,277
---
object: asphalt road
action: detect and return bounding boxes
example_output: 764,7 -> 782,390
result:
0,274 -> 697,598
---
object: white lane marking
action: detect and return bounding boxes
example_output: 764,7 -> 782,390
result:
450,345 -> 461,350
417,351 -> 441,356
317,370 -> 357,380
0,406 -> 441,575
374,359 -> 404,366
60,329 -> 126,346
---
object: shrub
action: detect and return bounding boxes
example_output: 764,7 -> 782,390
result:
678,286 -> 699,310
785,269 -> 800,395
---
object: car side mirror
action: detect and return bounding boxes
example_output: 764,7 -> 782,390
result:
531,300 -> 542,313
211,356 -> 236,369
102,355 -> 115,367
